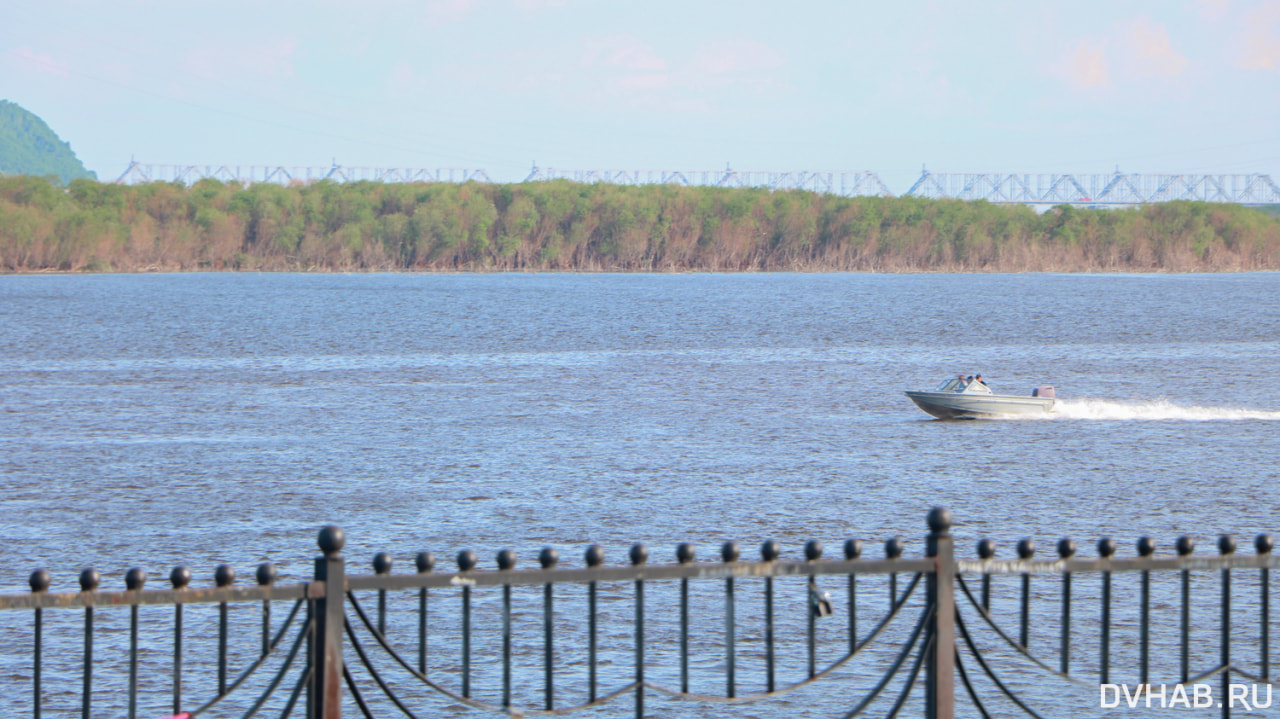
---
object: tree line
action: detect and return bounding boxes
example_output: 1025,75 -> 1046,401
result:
2,174 -> 1279,272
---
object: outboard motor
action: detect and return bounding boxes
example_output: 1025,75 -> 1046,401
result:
1031,385 -> 1055,398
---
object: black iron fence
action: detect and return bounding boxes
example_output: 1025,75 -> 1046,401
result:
0,509 -> 1275,718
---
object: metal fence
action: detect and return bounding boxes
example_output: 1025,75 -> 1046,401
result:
1,509 -> 1274,718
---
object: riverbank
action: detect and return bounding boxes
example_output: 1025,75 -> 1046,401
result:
3,174 -> 1278,273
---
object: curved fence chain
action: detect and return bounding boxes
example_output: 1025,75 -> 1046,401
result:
344,663 -> 376,719
345,617 -> 425,719
347,574 -> 924,713
643,572 -> 926,704
955,647 -> 991,719
237,609 -> 314,719
278,666 -> 311,719
186,599 -> 307,716
884,629 -> 934,719
955,574 -> 1091,687
838,601 -> 934,719
346,590 -> 642,714
955,604 -> 1047,719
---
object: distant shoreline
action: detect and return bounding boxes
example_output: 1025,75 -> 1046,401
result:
3,175 -> 1278,273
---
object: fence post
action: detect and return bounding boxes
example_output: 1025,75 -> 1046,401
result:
925,508 -> 955,719
311,526 -> 346,719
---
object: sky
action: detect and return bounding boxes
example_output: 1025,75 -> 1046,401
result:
3,0 -> 1280,191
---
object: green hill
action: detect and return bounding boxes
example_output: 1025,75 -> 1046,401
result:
0,100 -> 96,184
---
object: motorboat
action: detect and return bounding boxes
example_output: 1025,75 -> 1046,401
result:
905,377 -> 1057,419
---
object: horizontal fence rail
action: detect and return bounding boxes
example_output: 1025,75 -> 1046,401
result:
0,508 -> 1275,718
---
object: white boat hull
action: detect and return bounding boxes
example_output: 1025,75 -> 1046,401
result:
905,390 -> 1056,419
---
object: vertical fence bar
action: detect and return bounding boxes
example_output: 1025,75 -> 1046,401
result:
29,570 -> 49,719
457,550 -> 477,699
312,526 -> 346,719
257,563 -> 276,657
126,568 -> 146,719
373,553 -> 392,636
215,564 -> 235,696
1058,539 -> 1075,675
723,541 -> 739,696
1138,537 -> 1154,685
805,540 -> 823,680
977,540 -> 995,612
416,552 -> 434,676
1178,536 -> 1195,684
171,566 -> 190,714
496,550 -> 514,710
925,508 -> 955,719
677,543 -> 694,695
885,537 -> 903,624
631,543 -> 648,719
1098,538 -> 1115,684
844,539 -> 861,653
765,540 -> 781,692
540,547 -> 559,711
79,569 -> 98,719
1259,534 -> 1274,682
1017,539 -> 1034,649
1219,536 -> 1235,719
586,545 -> 603,703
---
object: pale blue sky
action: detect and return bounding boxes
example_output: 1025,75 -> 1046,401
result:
4,0 -> 1279,189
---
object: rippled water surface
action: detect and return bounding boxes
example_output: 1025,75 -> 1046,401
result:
1,272 -> 1277,718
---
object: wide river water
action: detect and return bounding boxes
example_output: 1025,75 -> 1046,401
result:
1,272 -> 1277,718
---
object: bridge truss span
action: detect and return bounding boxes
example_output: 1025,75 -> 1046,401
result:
114,161 -> 492,187
525,166 -> 894,197
905,171 -> 1280,206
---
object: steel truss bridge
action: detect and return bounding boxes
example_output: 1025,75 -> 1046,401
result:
115,161 -> 1280,207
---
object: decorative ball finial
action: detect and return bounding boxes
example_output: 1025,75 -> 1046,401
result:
977,538 -> 996,560
79,568 -> 100,592
256,563 -> 277,586
885,537 -> 904,560
927,507 -> 953,533
170,566 -> 192,589
318,526 -> 346,557
416,552 -> 436,573
843,539 -> 862,560
1056,538 -> 1076,559
804,540 -> 823,561
215,564 -> 236,588
762,540 -> 781,562
721,541 -> 740,563
1257,533 -> 1275,555
373,552 -> 393,575
1017,538 -> 1035,560
1218,535 -> 1236,555
539,547 -> 559,569
456,550 -> 478,572
630,543 -> 648,566
29,569 -> 51,593
676,543 -> 696,564
1176,535 -> 1195,556
125,567 -> 147,591
496,549 -> 516,571
584,545 -> 604,568
1137,537 -> 1155,557
1097,537 -> 1116,558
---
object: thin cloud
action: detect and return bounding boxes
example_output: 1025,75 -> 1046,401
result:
1127,17 -> 1188,77
183,37 -> 299,81
11,47 -> 72,78
1236,1 -> 1280,71
1056,40 -> 1111,89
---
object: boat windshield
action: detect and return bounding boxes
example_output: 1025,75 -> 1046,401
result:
936,378 -> 965,392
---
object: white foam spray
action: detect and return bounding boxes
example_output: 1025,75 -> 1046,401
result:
1053,399 -> 1280,421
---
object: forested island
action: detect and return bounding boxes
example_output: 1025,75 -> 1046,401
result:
2,173 -> 1279,273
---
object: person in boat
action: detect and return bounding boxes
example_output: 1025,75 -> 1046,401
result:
975,374 -> 987,387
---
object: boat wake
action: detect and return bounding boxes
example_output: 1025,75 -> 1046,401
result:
1053,399 -> 1280,421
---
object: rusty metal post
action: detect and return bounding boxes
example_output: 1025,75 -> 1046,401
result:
311,526 -> 346,719
925,508 -> 955,719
